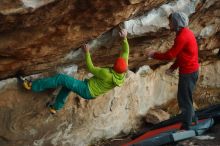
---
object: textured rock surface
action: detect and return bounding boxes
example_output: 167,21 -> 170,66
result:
145,108 -> 170,124
0,0 -> 219,146
1,0 -> 219,80
0,61 -> 219,146
0,0 -> 167,80
0,64 -> 178,146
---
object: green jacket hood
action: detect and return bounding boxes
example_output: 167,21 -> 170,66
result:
110,68 -> 126,86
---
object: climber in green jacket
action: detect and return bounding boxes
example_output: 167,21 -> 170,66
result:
20,29 -> 129,114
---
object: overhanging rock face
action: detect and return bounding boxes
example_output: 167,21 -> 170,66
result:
0,0 -> 167,80
0,0 -> 219,79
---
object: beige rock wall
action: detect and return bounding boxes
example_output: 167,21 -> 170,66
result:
0,60 -> 219,146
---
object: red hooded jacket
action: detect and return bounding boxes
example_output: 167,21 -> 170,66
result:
153,27 -> 199,74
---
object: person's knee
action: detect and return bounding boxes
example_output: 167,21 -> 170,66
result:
55,73 -> 68,84
55,73 -> 65,78
57,73 -> 70,80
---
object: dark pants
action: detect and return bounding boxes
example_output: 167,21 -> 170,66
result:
178,71 -> 198,129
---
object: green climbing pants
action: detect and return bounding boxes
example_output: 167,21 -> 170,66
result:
31,74 -> 93,110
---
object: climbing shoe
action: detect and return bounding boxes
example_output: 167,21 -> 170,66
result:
23,79 -> 32,90
48,106 -> 57,115
46,102 -> 57,115
17,76 -> 32,90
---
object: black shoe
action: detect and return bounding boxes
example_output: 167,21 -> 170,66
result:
180,123 -> 193,130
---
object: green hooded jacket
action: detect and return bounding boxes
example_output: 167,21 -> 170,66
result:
86,38 -> 129,97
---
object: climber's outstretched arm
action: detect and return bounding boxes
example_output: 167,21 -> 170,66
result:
119,29 -> 129,64
82,44 -> 109,79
